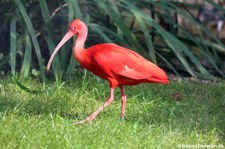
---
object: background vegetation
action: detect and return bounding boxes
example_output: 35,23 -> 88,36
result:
1,0 -> 225,81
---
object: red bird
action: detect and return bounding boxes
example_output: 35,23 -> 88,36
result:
47,19 -> 169,124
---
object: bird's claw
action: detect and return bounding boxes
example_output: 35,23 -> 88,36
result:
74,117 -> 96,125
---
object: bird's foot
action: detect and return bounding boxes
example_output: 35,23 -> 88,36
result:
74,120 -> 87,125
119,117 -> 125,123
74,116 -> 96,125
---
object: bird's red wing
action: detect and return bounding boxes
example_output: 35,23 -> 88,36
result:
94,53 -> 149,80
91,44 -> 156,81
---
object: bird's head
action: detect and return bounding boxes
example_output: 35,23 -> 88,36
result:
47,19 -> 87,70
69,19 -> 86,34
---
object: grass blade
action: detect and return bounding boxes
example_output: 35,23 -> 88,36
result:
15,78 -> 52,94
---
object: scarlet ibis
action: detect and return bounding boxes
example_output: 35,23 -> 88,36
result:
47,19 -> 169,124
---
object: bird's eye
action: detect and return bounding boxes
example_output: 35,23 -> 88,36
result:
72,27 -> 76,31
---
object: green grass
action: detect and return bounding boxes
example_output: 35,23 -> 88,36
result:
0,75 -> 225,149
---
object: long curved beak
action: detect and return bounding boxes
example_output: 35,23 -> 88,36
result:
47,30 -> 75,70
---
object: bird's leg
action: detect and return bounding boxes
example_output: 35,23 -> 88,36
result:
119,86 -> 126,122
76,87 -> 115,124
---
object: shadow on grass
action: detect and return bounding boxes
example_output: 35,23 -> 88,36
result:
0,96 -> 80,120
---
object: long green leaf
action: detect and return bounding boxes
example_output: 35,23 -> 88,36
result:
205,0 -> 225,14
39,0 -> 60,75
10,16 -> 17,75
44,36 -> 60,73
95,25 -> 131,48
132,11 -> 156,63
20,33 -> 31,76
15,0 -> 45,82
39,0 -> 51,23
89,24 -> 113,43
72,0 -> 83,19
68,0 -> 75,22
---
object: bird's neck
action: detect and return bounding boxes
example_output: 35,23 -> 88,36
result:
73,26 -> 88,65
73,34 -> 87,53
73,26 -> 88,56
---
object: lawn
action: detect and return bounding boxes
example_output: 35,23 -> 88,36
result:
0,75 -> 224,149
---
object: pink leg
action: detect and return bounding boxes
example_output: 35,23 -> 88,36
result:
120,86 -> 126,121
76,87 -> 115,124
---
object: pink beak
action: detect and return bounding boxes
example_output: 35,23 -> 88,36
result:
47,30 -> 75,70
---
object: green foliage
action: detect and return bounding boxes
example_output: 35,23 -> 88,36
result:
0,76 -> 225,148
0,0 -> 225,80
